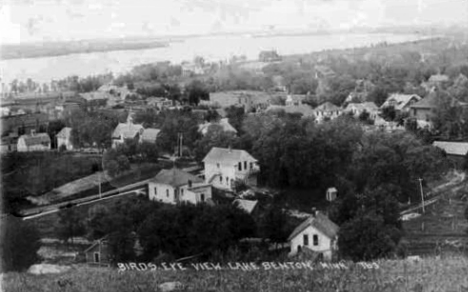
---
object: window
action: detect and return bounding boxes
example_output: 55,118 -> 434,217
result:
200,194 -> 205,202
250,162 -> 253,170
238,162 -> 242,171
166,189 -> 169,198
94,252 -> 100,263
313,234 -> 319,246
244,161 -> 247,170
226,177 -> 229,185
217,163 -> 220,168
181,189 -> 184,196
154,188 -> 157,196
220,176 -> 223,183
303,234 -> 309,246
188,180 -> 192,188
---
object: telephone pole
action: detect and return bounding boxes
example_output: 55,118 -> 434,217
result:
418,178 -> 425,213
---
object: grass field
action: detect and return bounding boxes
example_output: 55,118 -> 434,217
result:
2,256 -> 468,292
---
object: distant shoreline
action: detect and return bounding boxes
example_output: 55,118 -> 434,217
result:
0,30 -> 430,61
0,40 -> 170,61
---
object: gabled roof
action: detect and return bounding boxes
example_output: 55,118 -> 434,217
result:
140,128 -> 160,143
56,127 -> 72,139
112,122 -> 144,139
19,133 -> 51,146
433,141 -> 468,156
428,74 -> 449,83
233,199 -> 258,214
288,212 -> 339,241
410,89 -> 458,110
203,147 -> 257,165
345,102 -> 378,112
198,118 -> 237,135
381,94 -> 422,111
314,102 -> 341,112
152,168 -> 203,187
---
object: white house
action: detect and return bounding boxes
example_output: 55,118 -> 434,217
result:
313,102 -> 343,122
288,210 -> 339,261
17,132 -> 51,152
203,147 -> 259,191
56,127 -> 73,150
148,168 -> 212,205
111,115 -> 144,148
344,102 -> 379,120
198,118 -> 237,136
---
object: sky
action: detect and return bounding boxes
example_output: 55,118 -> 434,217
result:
1,0 -> 468,44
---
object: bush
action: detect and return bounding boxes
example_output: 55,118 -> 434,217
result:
0,216 -> 41,272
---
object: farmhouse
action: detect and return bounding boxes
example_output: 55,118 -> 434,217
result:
148,168 -> 212,205
203,147 -> 259,191
56,127 -> 74,150
288,210 -> 339,261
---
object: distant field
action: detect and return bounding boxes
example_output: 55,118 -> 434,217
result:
1,38 -> 168,60
3,256 -> 468,292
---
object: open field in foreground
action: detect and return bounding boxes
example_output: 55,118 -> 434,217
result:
2,256 -> 468,292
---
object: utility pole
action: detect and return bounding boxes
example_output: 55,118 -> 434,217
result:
418,178 -> 425,213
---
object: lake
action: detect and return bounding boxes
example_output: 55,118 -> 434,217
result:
0,33 -> 428,84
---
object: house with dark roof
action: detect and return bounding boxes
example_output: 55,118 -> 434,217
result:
409,89 -> 459,123
148,168 -> 212,205
203,147 -> 259,191
288,210 -> 339,261
17,132 -> 51,152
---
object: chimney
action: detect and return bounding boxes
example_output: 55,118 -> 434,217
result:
311,207 -> 317,217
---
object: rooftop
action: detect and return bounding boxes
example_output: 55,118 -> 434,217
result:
152,168 -> 204,187
19,133 -> 51,146
112,122 -> 144,139
233,199 -> 258,214
56,127 -> 72,139
203,147 -> 257,165
141,128 -> 160,142
433,141 -> 468,156
288,211 -> 339,241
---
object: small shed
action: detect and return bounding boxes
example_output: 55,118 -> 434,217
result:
84,237 -> 111,267
326,187 -> 337,202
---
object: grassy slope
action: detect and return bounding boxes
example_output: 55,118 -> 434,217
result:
402,178 -> 468,255
2,256 -> 468,292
